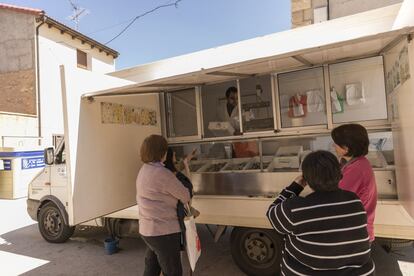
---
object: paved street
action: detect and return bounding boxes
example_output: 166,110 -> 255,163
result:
1,198 -> 414,275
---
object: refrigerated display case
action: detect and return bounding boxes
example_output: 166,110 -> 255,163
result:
168,130 -> 397,199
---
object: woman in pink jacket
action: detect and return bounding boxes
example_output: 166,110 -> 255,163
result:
331,124 -> 377,242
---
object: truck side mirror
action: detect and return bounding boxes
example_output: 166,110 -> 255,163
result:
44,147 -> 54,165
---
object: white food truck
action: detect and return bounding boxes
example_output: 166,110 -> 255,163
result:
27,3 -> 414,275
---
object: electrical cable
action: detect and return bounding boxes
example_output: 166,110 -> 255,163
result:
104,0 -> 183,45
85,19 -> 134,35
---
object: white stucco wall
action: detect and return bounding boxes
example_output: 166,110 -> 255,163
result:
0,115 -> 38,147
37,24 -> 116,147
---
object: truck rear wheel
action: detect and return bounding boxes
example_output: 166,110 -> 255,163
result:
38,202 -> 74,243
230,227 -> 283,276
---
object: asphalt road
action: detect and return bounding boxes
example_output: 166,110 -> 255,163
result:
1,199 -> 413,275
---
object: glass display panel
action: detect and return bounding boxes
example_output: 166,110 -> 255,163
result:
367,131 -> 394,167
169,130 -> 393,175
277,67 -> 327,128
329,56 -> 388,123
170,139 -> 259,173
201,80 -> 240,138
239,75 -> 274,132
165,88 -> 198,138
306,131 -> 394,168
262,137 -> 320,172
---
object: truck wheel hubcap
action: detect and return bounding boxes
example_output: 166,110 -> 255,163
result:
44,209 -> 62,236
244,232 -> 274,264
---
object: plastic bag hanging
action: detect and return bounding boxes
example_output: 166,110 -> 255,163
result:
331,87 -> 344,113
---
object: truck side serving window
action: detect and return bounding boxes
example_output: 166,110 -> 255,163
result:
201,80 -> 239,138
239,75 -> 274,133
329,56 -> 387,123
165,88 -> 198,138
277,67 -> 327,128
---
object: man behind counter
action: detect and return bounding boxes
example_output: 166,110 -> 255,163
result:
224,86 -> 240,135
222,86 -> 258,158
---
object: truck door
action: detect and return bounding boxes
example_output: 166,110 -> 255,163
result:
50,141 -> 69,206
384,37 -> 414,218
60,66 -> 161,225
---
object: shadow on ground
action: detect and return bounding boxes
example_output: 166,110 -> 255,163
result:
1,223 -> 414,275
0,224 -> 242,275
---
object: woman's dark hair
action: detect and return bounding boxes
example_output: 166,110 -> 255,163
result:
225,86 -> 238,98
140,134 -> 168,163
302,150 -> 342,192
331,124 -> 369,157
164,148 -> 177,172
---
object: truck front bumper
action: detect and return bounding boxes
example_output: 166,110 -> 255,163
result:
27,199 -> 40,221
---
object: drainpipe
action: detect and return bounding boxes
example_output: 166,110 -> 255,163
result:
35,13 -> 46,146
327,0 -> 330,20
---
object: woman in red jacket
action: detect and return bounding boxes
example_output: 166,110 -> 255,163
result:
331,124 -> 377,242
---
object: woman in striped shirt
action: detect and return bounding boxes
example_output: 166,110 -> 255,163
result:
266,150 -> 374,275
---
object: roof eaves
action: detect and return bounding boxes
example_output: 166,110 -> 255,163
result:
0,3 -> 43,16
36,15 -> 119,59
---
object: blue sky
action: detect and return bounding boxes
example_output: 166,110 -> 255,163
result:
5,0 -> 291,69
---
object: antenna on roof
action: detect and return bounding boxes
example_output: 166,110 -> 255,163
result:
67,0 -> 89,30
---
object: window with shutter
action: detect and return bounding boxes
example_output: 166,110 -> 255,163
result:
77,49 -> 88,69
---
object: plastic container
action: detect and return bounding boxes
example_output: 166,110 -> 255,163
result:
244,156 -> 273,172
198,159 -> 229,173
273,146 -> 303,169
221,158 -> 252,172
104,237 -> 119,255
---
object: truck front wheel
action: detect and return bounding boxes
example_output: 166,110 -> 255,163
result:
230,227 -> 283,276
38,202 -> 74,243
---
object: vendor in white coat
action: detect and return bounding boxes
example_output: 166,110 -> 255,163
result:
221,86 -> 241,135
218,86 -> 258,158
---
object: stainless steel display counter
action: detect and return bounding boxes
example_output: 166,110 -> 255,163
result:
191,169 -> 396,198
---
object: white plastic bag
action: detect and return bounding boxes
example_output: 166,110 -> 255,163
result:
306,90 -> 324,112
345,83 -> 365,106
184,215 -> 201,271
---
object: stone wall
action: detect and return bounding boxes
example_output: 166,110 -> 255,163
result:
291,0 -> 402,28
292,0 -> 327,28
0,9 -> 36,115
329,0 -> 402,19
0,69 -> 36,115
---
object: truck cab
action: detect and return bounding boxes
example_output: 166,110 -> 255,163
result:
27,140 -> 74,243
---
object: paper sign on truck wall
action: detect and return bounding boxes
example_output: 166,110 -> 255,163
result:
21,157 -> 45,170
101,102 -> 157,126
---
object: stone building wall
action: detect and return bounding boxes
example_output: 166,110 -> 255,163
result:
291,0 -> 403,28
0,9 -> 38,140
0,9 -> 36,115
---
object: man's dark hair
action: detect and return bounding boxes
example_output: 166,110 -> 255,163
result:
225,86 -> 238,98
164,147 -> 177,172
301,150 -> 342,192
140,134 -> 168,163
331,124 -> 369,157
